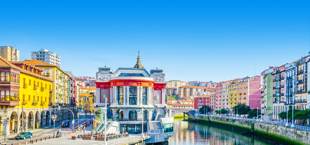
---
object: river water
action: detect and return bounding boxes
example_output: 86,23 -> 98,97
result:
168,119 -> 271,145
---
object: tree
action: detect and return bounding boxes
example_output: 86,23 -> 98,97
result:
294,109 -> 310,126
247,108 -> 261,118
278,109 -> 300,120
215,109 -> 228,114
199,105 -> 211,114
220,109 -> 228,114
233,104 -> 251,115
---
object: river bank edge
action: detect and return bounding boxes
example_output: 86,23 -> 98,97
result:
174,115 -> 188,119
188,117 -> 306,145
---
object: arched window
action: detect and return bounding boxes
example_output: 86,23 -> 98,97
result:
117,110 -> 123,121
129,110 -> 137,121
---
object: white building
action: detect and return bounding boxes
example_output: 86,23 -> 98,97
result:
31,48 -> 61,66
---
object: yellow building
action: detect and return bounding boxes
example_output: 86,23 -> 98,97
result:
79,93 -> 94,112
23,59 -> 70,106
229,80 -> 239,110
0,57 -> 53,136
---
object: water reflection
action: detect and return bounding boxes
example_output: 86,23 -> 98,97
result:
168,119 -> 271,145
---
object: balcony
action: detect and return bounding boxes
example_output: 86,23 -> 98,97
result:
295,99 -> 307,103
297,70 -> 304,75
273,86 -> 280,89
32,101 -> 38,105
275,77 -> 281,81
43,73 -> 50,77
297,80 -> 304,84
296,90 -> 306,94
285,102 -> 294,105
280,85 -> 284,88
0,97 -> 20,106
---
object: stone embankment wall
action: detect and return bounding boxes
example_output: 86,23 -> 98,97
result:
196,116 -> 310,145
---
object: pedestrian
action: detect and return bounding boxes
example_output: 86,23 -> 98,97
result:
82,125 -> 86,133
80,125 -> 83,131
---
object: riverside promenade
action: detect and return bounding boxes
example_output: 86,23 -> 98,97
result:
5,120 -> 151,145
193,115 -> 310,145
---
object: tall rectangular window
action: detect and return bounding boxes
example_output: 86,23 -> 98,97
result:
6,90 -> 9,97
1,72 -> 4,81
117,86 -> 123,105
129,86 -> 137,105
1,90 -> 4,99
5,72 -> 9,82
142,87 -> 147,105
154,90 -> 161,104
33,96 -> 35,101
101,89 -> 109,103
29,79 -> 31,86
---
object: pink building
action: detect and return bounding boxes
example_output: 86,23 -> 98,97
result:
248,76 -> 261,109
215,82 -> 223,110
194,95 -> 210,109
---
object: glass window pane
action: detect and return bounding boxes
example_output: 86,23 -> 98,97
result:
6,72 -> 9,82
129,87 -> 137,105
1,72 -> 4,81
142,87 -> 147,105
118,87 -> 123,105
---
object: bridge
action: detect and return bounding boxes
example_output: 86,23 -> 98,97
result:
167,108 -> 197,119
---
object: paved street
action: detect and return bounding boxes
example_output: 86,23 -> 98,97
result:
0,114 -> 93,144
26,120 -> 148,145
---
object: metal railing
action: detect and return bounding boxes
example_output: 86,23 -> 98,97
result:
148,129 -> 162,134
197,115 -> 310,132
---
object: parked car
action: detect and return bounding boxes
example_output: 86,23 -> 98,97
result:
62,120 -> 70,127
15,132 -> 32,140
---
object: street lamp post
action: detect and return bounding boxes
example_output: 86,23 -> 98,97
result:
260,107 -> 263,122
142,107 -> 144,138
291,105 -> 295,128
256,107 -> 259,121
237,108 -> 238,119
51,114 -> 57,137
3,117 -> 9,144
286,106 -> 289,127
104,97 -> 107,145
77,113 -> 80,131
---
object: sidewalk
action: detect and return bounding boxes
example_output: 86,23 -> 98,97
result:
0,117 -> 91,142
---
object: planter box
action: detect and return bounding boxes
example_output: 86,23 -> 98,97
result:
82,136 -> 92,140
72,136 -> 77,140
95,137 -> 104,141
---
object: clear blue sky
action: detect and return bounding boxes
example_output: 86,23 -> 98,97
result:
0,0 -> 309,82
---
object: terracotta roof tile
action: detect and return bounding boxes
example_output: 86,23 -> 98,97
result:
194,95 -> 210,98
0,57 -> 52,82
80,87 -> 96,90
23,59 -> 55,66
167,103 -> 194,106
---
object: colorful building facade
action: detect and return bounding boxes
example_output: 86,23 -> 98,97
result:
194,95 -> 210,109
0,57 -> 53,136
215,82 -> 222,111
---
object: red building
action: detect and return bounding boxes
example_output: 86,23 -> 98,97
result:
194,95 -> 210,109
